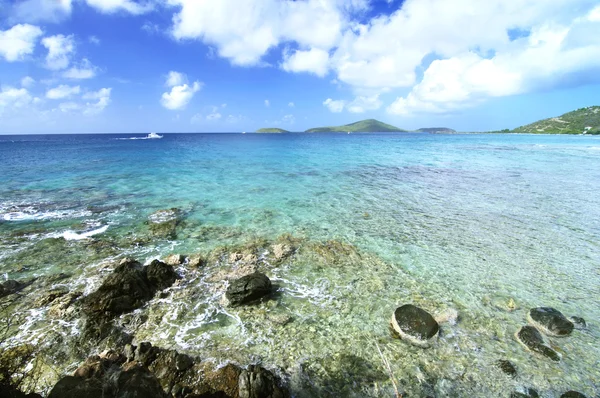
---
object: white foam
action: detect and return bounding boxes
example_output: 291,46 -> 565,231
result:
1,208 -> 92,222
116,132 -> 163,140
63,225 -> 108,240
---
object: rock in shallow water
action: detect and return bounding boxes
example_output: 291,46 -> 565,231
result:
568,316 -> 587,330
226,272 -> 273,306
560,391 -> 587,398
528,307 -> 574,337
496,359 -> 517,377
515,325 -> 560,361
390,304 -> 439,347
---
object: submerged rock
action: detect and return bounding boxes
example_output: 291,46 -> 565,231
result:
560,391 -> 587,398
226,272 -> 273,306
163,253 -> 185,266
0,279 -> 26,298
239,364 -> 289,398
390,304 -> 439,347
496,359 -> 517,377
434,308 -> 459,325
511,388 -> 539,398
271,243 -> 293,261
528,307 -> 574,337
568,316 -> 587,330
148,208 -> 181,239
515,325 -> 560,361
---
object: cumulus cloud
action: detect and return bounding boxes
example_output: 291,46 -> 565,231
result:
161,71 -> 202,110
46,84 -> 81,99
82,87 -> 111,115
167,0 -> 355,66
281,47 -> 330,77
288,102 -> 295,107
264,99 -> 270,107
165,0 -> 600,115
206,112 -> 222,121
346,94 -> 382,113
0,86 -> 32,114
11,0 -> 72,23
323,98 -> 345,113
85,0 -> 154,15
0,24 -> 43,62
21,76 -> 35,88
63,58 -> 98,79
42,34 -> 75,70
57,87 -> 112,115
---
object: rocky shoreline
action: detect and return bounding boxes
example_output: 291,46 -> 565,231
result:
0,208 -> 595,397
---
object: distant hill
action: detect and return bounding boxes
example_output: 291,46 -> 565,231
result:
305,119 -> 406,133
417,127 -> 456,133
256,128 -> 290,133
511,106 -> 600,134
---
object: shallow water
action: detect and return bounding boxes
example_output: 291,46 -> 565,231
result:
1,133 -> 599,396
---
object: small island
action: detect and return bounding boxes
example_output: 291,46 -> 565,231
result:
306,119 -> 406,133
256,128 -> 291,133
417,127 -> 456,133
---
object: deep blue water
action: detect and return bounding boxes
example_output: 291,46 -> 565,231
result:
1,132 -> 599,396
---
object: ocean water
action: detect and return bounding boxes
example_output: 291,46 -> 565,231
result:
1,133 -> 599,396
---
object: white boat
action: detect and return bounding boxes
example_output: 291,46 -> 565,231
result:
147,132 -> 163,139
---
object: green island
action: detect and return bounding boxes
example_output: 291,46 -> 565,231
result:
417,127 -> 457,133
255,128 -> 290,133
497,106 -> 600,134
305,118 -> 406,133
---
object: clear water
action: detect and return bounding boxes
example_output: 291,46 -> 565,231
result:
1,133 -> 599,396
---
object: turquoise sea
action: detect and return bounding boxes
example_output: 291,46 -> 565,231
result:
1,132 -> 599,396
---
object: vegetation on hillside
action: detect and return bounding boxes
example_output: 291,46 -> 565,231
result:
416,127 -> 456,133
255,128 -> 290,133
305,119 -> 406,133
511,106 -> 600,134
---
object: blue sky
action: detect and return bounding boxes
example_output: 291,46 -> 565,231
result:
1,0 -> 599,133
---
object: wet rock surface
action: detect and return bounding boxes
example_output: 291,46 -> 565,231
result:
568,316 -> 587,330
560,391 -> 587,398
225,272 -> 273,306
528,307 -> 574,337
497,359 -> 517,377
390,304 -> 439,347
515,325 -> 560,361
148,208 -> 181,239
83,258 -> 176,317
0,280 -> 27,298
511,388 -> 539,398
45,342 -> 289,398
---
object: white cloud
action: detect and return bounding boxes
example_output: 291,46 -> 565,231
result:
42,34 -> 75,70
161,72 -> 202,110
46,84 -> 81,99
0,86 -> 32,113
63,58 -> 98,79
85,0 -> 154,15
281,47 -> 329,77
89,35 -> 101,44
288,102 -> 295,107
206,112 -> 222,121
21,76 -> 35,88
323,98 -> 345,113
165,71 -> 186,87
11,0 -> 72,23
167,0 -> 351,66
83,87 -> 111,115
347,94 -> 382,113
264,99 -> 270,107
0,24 -> 43,62
165,0 -> 600,115
57,88 -> 111,115
282,114 -> 295,124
